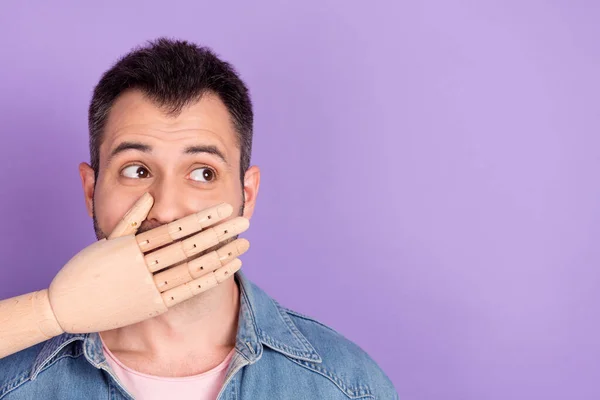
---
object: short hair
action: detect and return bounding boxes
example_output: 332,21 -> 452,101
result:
88,37 -> 253,183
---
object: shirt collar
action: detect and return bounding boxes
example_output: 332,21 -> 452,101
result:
31,271 -> 321,377
234,271 -> 321,364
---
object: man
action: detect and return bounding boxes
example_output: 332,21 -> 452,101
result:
0,38 -> 397,399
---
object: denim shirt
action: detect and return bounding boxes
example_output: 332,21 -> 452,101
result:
0,272 -> 398,399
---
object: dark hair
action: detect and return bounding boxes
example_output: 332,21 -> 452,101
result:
88,37 -> 253,183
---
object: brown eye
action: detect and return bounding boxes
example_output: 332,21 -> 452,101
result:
121,165 -> 150,179
190,167 -> 216,183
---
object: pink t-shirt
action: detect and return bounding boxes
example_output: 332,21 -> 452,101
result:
101,339 -> 234,400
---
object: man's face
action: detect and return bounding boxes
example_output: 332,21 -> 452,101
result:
79,90 -> 259,241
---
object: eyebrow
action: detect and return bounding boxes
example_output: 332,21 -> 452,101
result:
108,141 -> 229,165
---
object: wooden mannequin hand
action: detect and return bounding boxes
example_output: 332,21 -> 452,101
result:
50,192 -> 250,333
0,193 -> 250,358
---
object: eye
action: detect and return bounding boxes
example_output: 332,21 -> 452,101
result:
121,165 -> 151,179
190,167 -> 216,183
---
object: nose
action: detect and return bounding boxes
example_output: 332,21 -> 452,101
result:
144,177 -> 190,226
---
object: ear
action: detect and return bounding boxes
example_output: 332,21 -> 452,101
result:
79,162 -> 96,218
242,165 -> 260,219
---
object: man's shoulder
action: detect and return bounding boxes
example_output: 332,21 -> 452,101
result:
282,307 -> 370,358
280,306 -> 398,398
240,275 -> 398,398
0,334 -> 90,399
0,342 -> 46,396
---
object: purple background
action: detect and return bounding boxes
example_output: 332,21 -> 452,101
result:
0,1 -> 598,398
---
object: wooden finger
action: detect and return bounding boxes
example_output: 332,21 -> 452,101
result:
135,203 -> 234,253
161,258 -> 242,307
153,238 -> 250,292
108,192 -> 154,239
145,217 -> 249,273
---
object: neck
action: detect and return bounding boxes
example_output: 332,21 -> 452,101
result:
100,277 -> 240,364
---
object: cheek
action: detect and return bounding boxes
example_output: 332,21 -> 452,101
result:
187,185 -> 243,215
93,188 -> 135,234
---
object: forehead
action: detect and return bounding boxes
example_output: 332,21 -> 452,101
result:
101,90 -> 239,158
